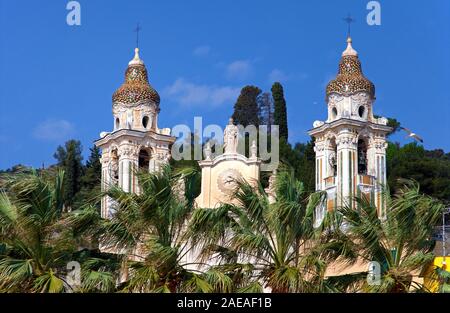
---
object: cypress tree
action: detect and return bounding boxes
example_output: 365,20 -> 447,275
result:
54,140 -> 84,209
81,145 -> 102,191
272,82 -> 288,141
73,145 -> 102,209
232,85 -> 261,127
258,92 -> 274,132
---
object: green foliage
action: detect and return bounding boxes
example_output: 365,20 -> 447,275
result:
95,165 -> 222,292
271,82 -> 288,141
0,170 -> 117,292
387,142 -> 450,201
277,138 -> 315,193
374,115 -> 401,136
73,146 -> 102,210
189,166 -> 326,292
321,181 -> 445,292
232,85 -> 261,127
0,162 -> 447,293
54,140 -> 84,208
435,267 -> 450,293
82,146 -> 102,190
257,92 -> 274,129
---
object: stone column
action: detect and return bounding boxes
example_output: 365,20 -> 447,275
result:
372,136 -> 388,217
336,130 -> 358,208
100,153 -> 110,219
313,137 -> 326,191
119,145 -> 138,193
197,162 -> 212,208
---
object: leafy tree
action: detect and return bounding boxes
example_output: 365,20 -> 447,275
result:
272,82 -> 288,141
54,140 -> 84,209
386,117 -> 401,135
232,86 -> 261,127
293,141 -> 316,193
387,142 -> 450,201
0,164 -> 31,175
375,115 -> 401,136
277,139 -> 315,193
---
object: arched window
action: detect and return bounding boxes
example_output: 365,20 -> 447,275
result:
138,149 -> 150,171
115,118 -> 120,130
358,106 -> 366,118
357,139 -> 368,175
331,107 -> 338,120
142,116 -> 149,129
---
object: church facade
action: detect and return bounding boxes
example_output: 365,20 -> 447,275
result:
96,36 -> 392,228
308,37 -> 392,226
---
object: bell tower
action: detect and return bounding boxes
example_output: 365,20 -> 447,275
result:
95,48 -> 176,218
309,37 -> 392,226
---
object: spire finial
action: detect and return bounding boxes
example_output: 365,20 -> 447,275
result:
129,47 -> 144,65
342,14 -> 357,56
134,22 -> 142,49
343,13 -> 354,40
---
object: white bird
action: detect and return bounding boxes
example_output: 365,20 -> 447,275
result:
400,127 -> 423,143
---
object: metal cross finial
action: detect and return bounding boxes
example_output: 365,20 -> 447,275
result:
343,14 -> 355,38
134,23 -> 142,48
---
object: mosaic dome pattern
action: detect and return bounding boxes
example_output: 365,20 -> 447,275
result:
112,63 -> 160,106
326,55 -> 375,99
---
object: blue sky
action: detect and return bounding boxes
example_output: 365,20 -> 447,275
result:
0,0 -> 449,169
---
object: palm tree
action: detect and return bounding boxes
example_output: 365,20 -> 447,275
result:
0,170 -> 121,293
0,170 -> 77,292
189,166 -> 326,292
98,165 -> 228,292
321,180 -> 445,292
433,267 -> 450,293
62,204 -> 123,293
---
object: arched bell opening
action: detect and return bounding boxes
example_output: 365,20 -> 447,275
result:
357,138 -> 368,175
110,148 -> 119,184
138,149 -> 150,171
329,137 -> 338,177
142,116 -> 149,129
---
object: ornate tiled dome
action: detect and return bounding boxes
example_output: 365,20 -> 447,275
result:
112,48 -> 160,107
326,37 -> 375,100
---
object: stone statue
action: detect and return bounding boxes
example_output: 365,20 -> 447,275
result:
223,117 -> 238,154
204,141 -> 212,160
250,140 -> 257,158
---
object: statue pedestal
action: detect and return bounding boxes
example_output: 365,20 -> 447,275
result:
196,153 -> 261,208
